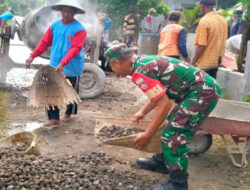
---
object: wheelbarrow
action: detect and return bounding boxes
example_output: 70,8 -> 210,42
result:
95,99 -> 250,168
200,99 -> 250,168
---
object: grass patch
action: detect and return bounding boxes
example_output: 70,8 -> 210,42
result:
0,91 -> 10,122
0,91 -> 11,138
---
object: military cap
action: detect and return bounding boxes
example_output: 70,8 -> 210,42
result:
104,43 -> 130,62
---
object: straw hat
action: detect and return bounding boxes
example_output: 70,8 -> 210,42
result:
51,0 -> 85,14
149,8 -> 156,13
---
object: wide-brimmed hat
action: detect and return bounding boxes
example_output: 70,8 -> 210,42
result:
149,8 -> 156,13
52,0 -> 85,14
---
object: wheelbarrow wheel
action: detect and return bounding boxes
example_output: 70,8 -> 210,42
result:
188,134 -> 213,154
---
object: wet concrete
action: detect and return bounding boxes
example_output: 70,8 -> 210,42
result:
0,35 -> 49,85
7,122 -> 43,136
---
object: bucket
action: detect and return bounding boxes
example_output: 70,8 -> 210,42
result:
138,32 -> 160,55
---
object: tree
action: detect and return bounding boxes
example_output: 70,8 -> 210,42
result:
217,0 -> 238,9
95,0 -> 170,40
179,5 -> 201,33
0,0 -> 7,14
95,0 -> 136,40
238,0 -> 250,72
5,0 -> 44,16
136,0 -> 170,18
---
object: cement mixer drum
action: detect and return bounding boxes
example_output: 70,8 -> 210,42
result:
20,6 -> 58,59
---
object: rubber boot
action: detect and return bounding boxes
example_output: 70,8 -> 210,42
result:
136,153 -> 169,174
150,170 -> 188,190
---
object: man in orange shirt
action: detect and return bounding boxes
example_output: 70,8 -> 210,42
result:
191,0 -> 228,78
158,11 -> 190,63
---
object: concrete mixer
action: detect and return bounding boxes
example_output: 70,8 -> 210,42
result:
3,5 -> 106,99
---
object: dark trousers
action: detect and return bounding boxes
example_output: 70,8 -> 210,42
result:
203,68 -> 218,79
45,76 -> 80,120
124,34 -> 134,47
169,56 -> 180,59
203,57 -> 221,79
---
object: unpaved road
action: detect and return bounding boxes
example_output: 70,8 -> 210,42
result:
2,72 -> 250,190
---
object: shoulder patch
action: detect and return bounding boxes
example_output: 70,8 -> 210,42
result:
132,72 -> 165,101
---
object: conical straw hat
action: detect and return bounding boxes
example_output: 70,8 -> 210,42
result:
51,0 -> 85,14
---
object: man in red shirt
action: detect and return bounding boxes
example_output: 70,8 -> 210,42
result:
26,0 -> 86,127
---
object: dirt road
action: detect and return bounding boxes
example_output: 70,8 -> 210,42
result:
3,72 -> 250,190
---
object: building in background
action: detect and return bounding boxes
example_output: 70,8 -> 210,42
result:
164,0 -> 198,10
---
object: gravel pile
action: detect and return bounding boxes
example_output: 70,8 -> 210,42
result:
0,144 -> 160,190
98,125 -> 145,140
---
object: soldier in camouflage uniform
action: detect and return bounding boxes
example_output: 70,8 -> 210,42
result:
104,44 -> 221,190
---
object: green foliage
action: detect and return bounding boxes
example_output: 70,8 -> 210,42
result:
235,0 -> 250,72
95,0 -> 170,40
137,0 -> 170,18
245,95 -> 250,102
95,0 -> 137,40
218,0 -> 238,9
179,4 -> 201,33
240,94 -> 250,103
0,91 -> 10,123
241,0 -> 250,7
218,2 -> 249,26
220,87 -> 230,99
4,0 -> 44,16
218,7 -> 236,26
0,91 -> 10,138
0,0 -> 7,14
240,0 -> 250,20
218,9 -> 233,19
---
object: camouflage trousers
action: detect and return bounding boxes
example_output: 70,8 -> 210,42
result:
161,75 -> 222,171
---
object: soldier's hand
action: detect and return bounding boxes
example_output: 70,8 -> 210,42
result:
134,132 -> 151,150
132,111 -> 145,123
